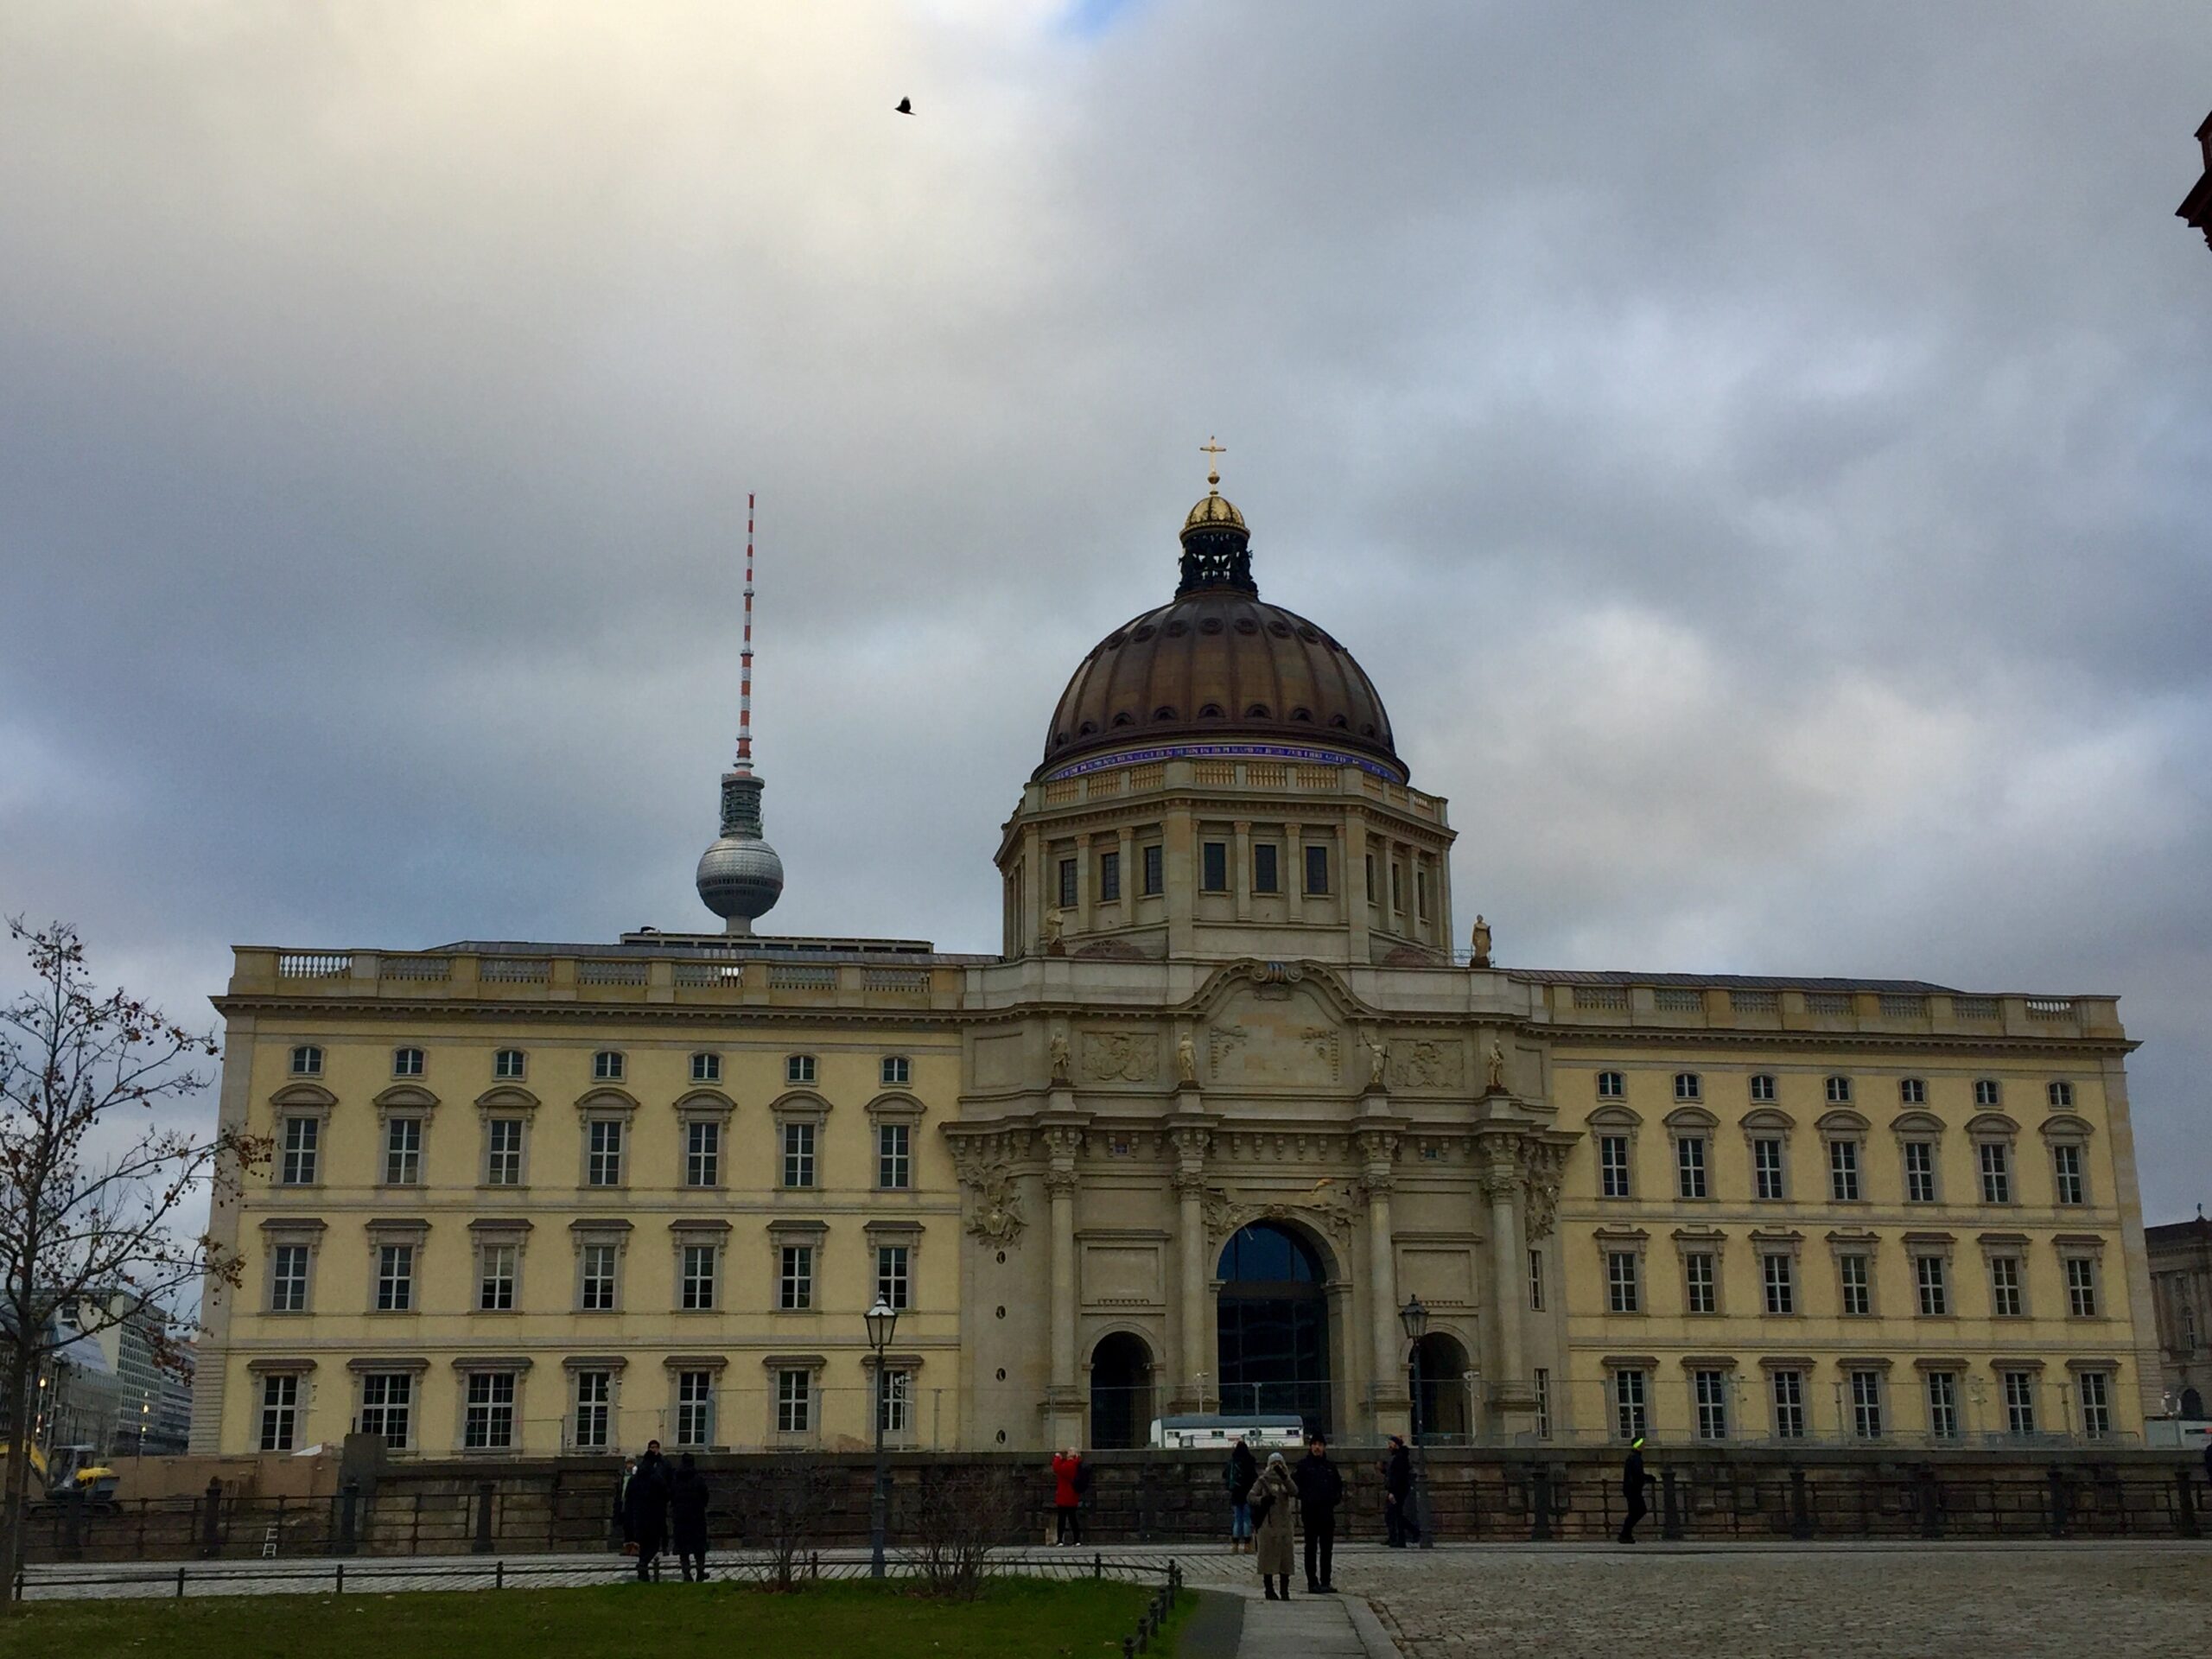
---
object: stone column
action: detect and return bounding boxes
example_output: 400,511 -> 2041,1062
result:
1115,825 -> 1135,918
1481,1142 -> 1539,1434
1232,819 -> 1253,921
1043,1125 -> 1084,1445
1171,1126 -> 1212,1412
1344,815 -> 1371,960
1285,821 -> 1305,925
1359,1128 -> 1410,1439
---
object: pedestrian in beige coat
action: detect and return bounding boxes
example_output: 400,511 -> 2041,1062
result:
1251,1452 -> 1299,1599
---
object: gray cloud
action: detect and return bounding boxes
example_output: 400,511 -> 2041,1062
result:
1,1 -> 2206,1217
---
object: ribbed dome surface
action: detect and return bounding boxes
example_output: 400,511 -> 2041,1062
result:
1038,587 -> 1402,780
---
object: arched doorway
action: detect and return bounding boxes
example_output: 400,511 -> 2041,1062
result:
2183,1386 -> 2205,1421
1090,1332 -> 1154,1449
1216,1222 -> 1332,1436
1411,1332 -> 1471,1445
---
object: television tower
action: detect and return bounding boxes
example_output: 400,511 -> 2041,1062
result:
695,493 -> 785,932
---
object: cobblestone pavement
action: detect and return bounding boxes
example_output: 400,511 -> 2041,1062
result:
1326,1542 -> 2212,1659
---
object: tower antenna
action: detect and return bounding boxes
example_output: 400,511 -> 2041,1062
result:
736,492 -> 755,770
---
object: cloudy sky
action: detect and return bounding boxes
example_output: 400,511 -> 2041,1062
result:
3,3 -> 2207,1217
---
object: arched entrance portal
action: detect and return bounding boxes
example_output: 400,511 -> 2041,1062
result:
1216,1222 -> 1332,1436
1411,1332 -> 1471,1444
1089,1332 -> 1154,1449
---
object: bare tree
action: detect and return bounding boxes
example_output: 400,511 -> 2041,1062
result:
0,919 -> 265,1607
905,1462 -> 1024,1600
750,1452 -> 830,1591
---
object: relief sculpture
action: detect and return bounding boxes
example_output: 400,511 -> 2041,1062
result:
1081,1030 -> 1160,1083
1386,1038 -> 1465,1090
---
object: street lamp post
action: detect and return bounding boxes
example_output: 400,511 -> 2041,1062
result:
1399,1295 -> 1434,1550
866,1299 -> 899,1579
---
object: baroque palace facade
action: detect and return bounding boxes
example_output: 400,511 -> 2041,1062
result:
192,479 -> 2163,1460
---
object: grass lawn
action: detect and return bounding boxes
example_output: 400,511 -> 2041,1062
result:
1,1576 -> 1192,1659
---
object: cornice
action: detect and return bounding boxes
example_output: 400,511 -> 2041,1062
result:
1541,1024 -> 2137,1058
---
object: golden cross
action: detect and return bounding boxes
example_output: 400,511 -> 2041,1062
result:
1199,435 -> 1226,487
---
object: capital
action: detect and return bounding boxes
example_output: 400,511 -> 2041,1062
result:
1043,1166 -> 1079,1198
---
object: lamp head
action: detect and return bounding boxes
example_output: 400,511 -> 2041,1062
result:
1399,1294 -> 1429,1341
865,1299 -> 898,1350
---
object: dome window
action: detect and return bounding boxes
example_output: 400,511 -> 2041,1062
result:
1053,731 -> 1068,745
1154,706 -> 1178,721
1198,616 -> 1224,634
1111,712 -> 1134,727
1328,715 -> 1349,728
1297,626 -> 1320,642
1234,617 -> 1258,633
1245,704 -> 1271,719
1198,703 -> 1225,719
1133,624 -> 1157,641
1104,632 -> 1126,648
1165,620 -> 1190,637
1290,707 -> 1313,722
1077,721 -> 1097,736
1268,620 -> 1292,637
1361,724 -> 1376,737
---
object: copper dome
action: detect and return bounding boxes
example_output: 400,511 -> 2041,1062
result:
1037,488 -> 1403,781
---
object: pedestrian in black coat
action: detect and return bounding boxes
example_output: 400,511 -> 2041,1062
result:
1292,1435 -> 1345,1592
1382,1436 -> 1418,1547
624,1440 -> 671,1580
1225,1438 -> 1260,1552
1618,1436 -> 1654,1544
670,1453 -> 711,1581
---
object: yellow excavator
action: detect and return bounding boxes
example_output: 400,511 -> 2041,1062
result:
0,1443 -> 121,1506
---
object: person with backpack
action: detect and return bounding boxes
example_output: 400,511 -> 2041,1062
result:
1225,1434 -> 1259,1552
1051,1446 -> 1085,1545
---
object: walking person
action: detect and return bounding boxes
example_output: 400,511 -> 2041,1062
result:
1292,1433 -> 1344,1594
669,1452 -> 710,1582
1618,1434 -> 1654,1544
1051,1446 -> 1084,1546
1251,1452 -> 1299,1600
1382,1434 -> 1418,1547
1225,1433 -> 1259,1553
624,1439 -> 671,1580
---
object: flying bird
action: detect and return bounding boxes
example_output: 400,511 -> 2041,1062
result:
894,97 -> 913,115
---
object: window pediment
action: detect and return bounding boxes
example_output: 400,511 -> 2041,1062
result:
374,1084 -> 440,1112
1967,1111 -> 2019,1138
475,1085 -> 541,1115
2037,1114 -> 2094,1143
1587,1104 -> 1642,1131
1662,1106 -> 1718,1130
575,1087 -> 640,1118
1739,1108 -> 1795,1135
1815,1109 -> 1869,1134
867,1091 -> 926,1122
1890,1110 -> 1943,1135
675,1088 -> 736,1121
270,1082 -> 338,1110
771,1090 -> 832,1122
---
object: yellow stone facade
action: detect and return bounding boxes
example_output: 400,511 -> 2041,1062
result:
191,488 -> 2163,1459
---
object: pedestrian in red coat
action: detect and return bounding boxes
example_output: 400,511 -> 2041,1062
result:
1051,1448 -> 1084,1545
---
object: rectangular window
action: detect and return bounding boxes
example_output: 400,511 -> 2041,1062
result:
270,1244 -> 310,1313
383,1117 -> 423,1185
2003,1370 -> 2037,1436
1057,857 -> 1077,909
1674,1072 -> 1701,1102
1596,1071 -> 1625,1100
479,1243 -> 518,1312
680,1243 -> 717,1311
2051,1145 -> 2086,1206
2047,1080 -> 2074,1109
1363,853 -> 1375,900
1389,863 -> 1404,913
1904,1141 -> 1936,1203
1599,1135 -> 1632,1198
1305,843 -> 1329,894
587,1120 -> 624,1187
358,1373 -> 412,1448
1828,1140 -> 1861,1202
675,1370 -> 715,1447
782,1122 -> 817,1189
1974,1078 -> 2001,1108
1675,1136 -> 1708,1200
1252,843 -> 1279,894
1097,849 -> 1121,902
1925,1370 -> 1961,1440
685,1121 -> 721,1187
1749,1073 -> 1777,1103
375,1243 -> 414,1312
1826,1075 -> 1853,1104
1694,1370 -> 1730,1441
779,1244 -> 815,1310
1612,1370 -> 1649,1441
1752,1137 -> 1786,1200
1839,1252 -> 1872,1317
463,1371 -> 517,1450
279,1116 -> 320,1185
1899,1077 -> 1927,1105
878,1122 -> 912,1190
1850,1370 -> 1884,1440
786,1054 -> 817,1084
1534,1368 -> 1551,1440
1684,1251 -> 1717,1315
593,1050 -> 624,1082
2064,1257 -> 2098,1319
1762,1252 -> 1795,1316
1770,1370 -> 1807,1440
1415,869 -> 1429,919
1528,1248 -> 1544,1313
580,1243 -> 618,1311
2078,1370 -> 2111,1440
393,1046 -> 424,1077
1606,1250 -> 1640,1313
258,1375 -> 299,1452
880,1054 -> 911,1086
1915,1255 -> 1948,1317
494,1049 -> 525,1079
776,1369 -> 812,1434
1201,841 -> 1228,892
572,1370 -> 611,1450
875,1369 -> 912,1436
486,1117 -> 524,1186
289,1046 -> 322,1077
691,1052 -> 721,1084
876,1243 -> 911,1310
1978,1142 -> 2012,1204
1989,1255 -> 2024,1318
